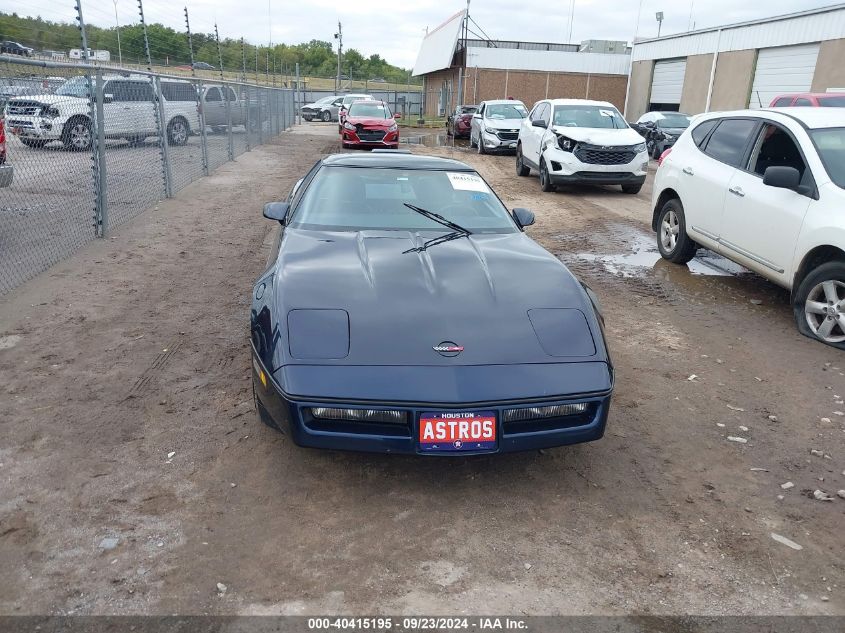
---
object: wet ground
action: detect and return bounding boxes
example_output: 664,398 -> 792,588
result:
0,128 -> 843,616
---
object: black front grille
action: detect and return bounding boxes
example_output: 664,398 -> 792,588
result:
357,127 -> 386,142
6,101 -> 42,116
574,144 -> 636,165
496,130 -> 519,141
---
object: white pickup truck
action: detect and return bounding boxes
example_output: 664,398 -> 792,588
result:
4,74 -> 201,150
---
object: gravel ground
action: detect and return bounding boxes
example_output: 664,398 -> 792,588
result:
0,126 -> 843,616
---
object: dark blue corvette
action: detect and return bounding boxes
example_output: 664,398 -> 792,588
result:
251,151 -> 613,455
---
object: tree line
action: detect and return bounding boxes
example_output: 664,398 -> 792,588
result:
0,12 -> 417,82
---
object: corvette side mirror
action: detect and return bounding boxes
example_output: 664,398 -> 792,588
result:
263,201 -> 289,223
512,207 -> 535,229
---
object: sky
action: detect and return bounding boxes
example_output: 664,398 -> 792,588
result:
9,0 -> 839,69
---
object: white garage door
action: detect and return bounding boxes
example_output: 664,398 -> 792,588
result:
749,43 -> 820,108
650,59 -> 687,105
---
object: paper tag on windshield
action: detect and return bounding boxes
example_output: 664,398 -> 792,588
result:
447,172 -> 488,192
599,109 -> 616,117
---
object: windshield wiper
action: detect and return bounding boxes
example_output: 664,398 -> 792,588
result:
403,230 -> 468,254
402,203 -> 473,254
403,203 -> 472,236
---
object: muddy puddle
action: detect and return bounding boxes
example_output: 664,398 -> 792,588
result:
402,133 -> 470,150
569,227 -> 751,279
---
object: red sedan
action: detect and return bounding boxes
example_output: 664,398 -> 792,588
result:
447,104 -> 478,138
341,100 -> 400,149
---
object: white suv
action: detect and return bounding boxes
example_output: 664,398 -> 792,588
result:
652,108 -> 845,348
5,75 -> 200,151
516,99 -> 648,193
469,99 -> 527,153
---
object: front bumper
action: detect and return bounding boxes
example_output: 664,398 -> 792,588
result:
480,130 -> 520,151
543,146 -> 648,186
342,127 -> 399,148
0,164 -> 13,188
252,352 -> 612,455
6,115 -> 62,140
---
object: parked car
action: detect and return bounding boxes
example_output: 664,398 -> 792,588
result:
652,108 -> 845,348
516,99 -> 648,194
1,41 -> 33,56
337,93 -> 374,129
0,112 -> 12,188
340,100 -> 401,149
252,151 -> 613,454
200,84 -> 246,131
632,111 -> 692,158
469,99 -> 527,153
301,95 -> 343,122
770,93 -> 845,107
446,104 -> 478,138
5,75 -> 201,150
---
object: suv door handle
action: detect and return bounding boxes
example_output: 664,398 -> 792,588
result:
682,167 -> 694,176
728,186 -> 745,197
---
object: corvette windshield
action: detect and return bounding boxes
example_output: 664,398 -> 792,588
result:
348,102 -> 390,118
291,167 -> 518,233
810,127 -> 845,188
553,105 -> 627,129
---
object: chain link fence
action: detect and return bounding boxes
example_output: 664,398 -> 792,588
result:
0,56 -> 295,295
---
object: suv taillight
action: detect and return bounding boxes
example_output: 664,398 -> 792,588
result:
658,147 -> 672,166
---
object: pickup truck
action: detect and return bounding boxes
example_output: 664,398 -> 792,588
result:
199,84 -> 246,131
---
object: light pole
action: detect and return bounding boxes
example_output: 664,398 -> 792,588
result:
334,22 -> 343,92
656,11 -> 664,37
113,0 -> 123,66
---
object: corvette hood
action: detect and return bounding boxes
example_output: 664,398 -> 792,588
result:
267,229 -> 605,368
550,126 -> 644,147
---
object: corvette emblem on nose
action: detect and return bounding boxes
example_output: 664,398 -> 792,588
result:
433,341 -> 464,357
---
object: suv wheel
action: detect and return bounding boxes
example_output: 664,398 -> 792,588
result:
516,146 -> 530,177
321,110 -> 331,122
656,199 -> 696,264
62,117 -> 92,151
539,159 -> 555,192
167,117 -> 189,146
794,262 -> 845,349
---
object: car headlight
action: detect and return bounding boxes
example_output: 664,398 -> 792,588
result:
633,142 -> 647,153
343,121 -> 356,131
556,135 -> 575,151
42,106 -> 60,118
484,126 -> 498,135
388,122 -> 398,132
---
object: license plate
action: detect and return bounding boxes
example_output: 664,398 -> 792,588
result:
419,411 -> 496,452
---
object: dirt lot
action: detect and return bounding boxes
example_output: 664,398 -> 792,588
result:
0,125 -> 843,616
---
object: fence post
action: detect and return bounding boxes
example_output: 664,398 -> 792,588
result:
244,86 -> 252,151
258,89 -> 264,145
153,76 -> 173,197
225,87 -> 234,160
93,70 -> 108,237
197,78 -> 209,176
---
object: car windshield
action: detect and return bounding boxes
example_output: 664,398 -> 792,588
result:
55,76 -> 90,98
459,106 -> 477,114
291,166 -> 518,233
348,102 -> 390,118
315,96 -> 337,105
553,105 -> 627,129
811,127 -> 845,188
657,114 -> 692,129
485,104 -> 527,120
819,96 -> 845,107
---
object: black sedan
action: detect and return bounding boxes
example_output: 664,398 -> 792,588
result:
251,151 -> 613,455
